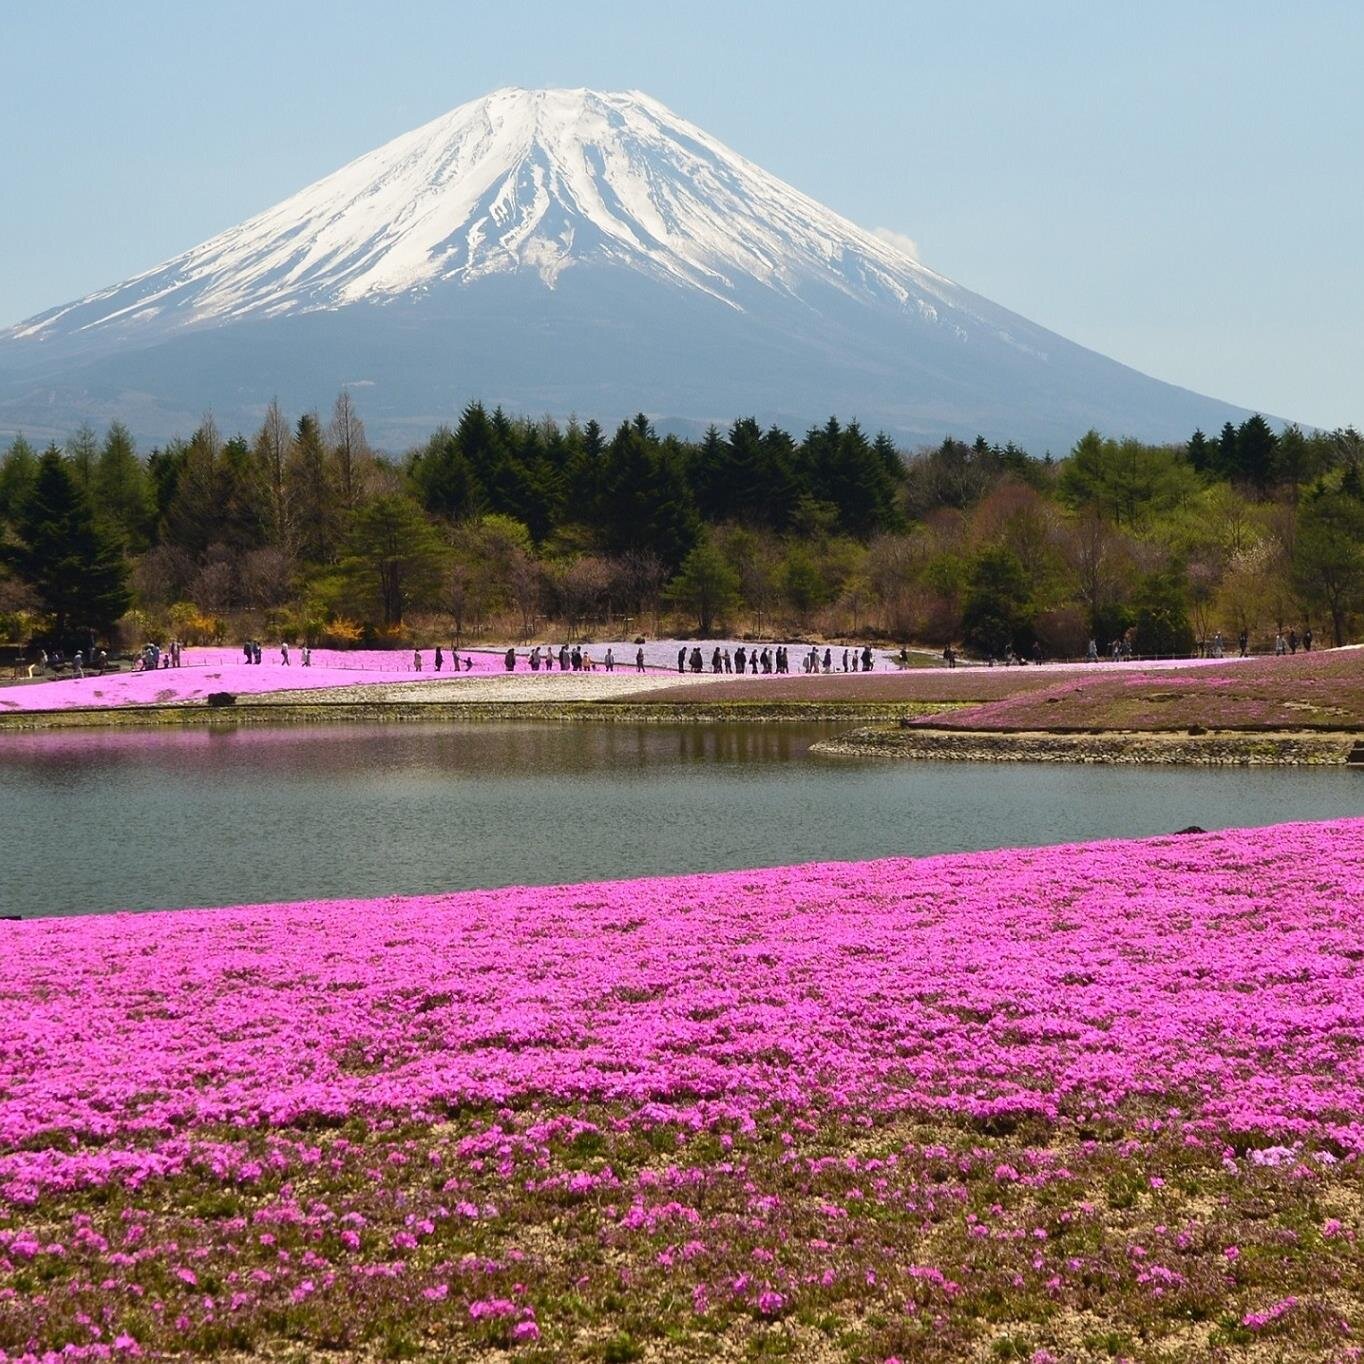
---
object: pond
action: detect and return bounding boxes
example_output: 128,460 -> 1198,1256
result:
3,721 -> 1360,917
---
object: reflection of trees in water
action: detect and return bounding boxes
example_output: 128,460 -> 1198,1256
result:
0,722 -> 826,784
677,725 -> 802,765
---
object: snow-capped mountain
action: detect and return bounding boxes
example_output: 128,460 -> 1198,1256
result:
0,87 -> 1264,449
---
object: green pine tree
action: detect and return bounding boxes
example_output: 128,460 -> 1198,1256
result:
0,434 -> 39,528
6,448 -> 130,637
340,494 -> 448,627
665,538 -> 740,633
94,421 -> 152,550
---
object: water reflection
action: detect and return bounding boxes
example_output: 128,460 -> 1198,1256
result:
2,721 -> 1358,918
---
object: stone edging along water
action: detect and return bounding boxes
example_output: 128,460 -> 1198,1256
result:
0,698 -> 941,731
812,725 -> 1363,765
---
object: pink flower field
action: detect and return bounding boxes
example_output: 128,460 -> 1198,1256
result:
2,821 -> 1362,1360
917,647 -> 1364,733
0,650 -> 514,714
0,647 -> 1262,717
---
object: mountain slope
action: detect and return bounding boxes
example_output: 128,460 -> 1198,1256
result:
0,87 -> 1267,450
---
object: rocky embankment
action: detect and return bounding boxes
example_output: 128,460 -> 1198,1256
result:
814,725 -> 1362,765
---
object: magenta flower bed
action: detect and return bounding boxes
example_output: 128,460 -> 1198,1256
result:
5,819 -> 1363,1181
0,651 -> 515,713
0,663 -> 423,712
1,822 -> 1362,1359
918,647 -> 1364,731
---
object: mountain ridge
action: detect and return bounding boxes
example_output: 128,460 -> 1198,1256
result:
0,86 -> 1272,450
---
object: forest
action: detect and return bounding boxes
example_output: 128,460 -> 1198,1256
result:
1,395 -> 1361,656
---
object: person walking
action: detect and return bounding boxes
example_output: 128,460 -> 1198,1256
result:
1303,627 -> 1313,652
280,641 -> 290,666
413,648 -> 422,671
435,645 -> 444,672
636,646 -> 646,673
734,646 -> 746,674
505,647 -> 517,671
1238,628 -> 1248,658
1288,628 -> 1299,654
678,647 -> 686,673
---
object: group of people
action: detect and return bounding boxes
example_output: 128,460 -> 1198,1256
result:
1086,638 -> 1130,663
135,640 -> 184,670
415,647 -> 476,671
677,643 -> 877,674
512,644 -> 639,672
1274,627 -> 1313,655
240,640 -> 316,667
21,646 -> 109,679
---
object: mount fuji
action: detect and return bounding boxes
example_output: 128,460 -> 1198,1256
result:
0,86 -> 1263,451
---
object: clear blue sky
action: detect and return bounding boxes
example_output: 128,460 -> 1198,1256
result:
3,0 -> 1360,431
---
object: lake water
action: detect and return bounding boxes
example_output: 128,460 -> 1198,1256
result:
2,721 -> 1360,917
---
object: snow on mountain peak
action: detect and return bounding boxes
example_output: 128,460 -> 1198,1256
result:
9,86 -> 958,345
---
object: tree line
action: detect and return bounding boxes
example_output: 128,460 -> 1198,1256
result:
0,396 -> 1361,653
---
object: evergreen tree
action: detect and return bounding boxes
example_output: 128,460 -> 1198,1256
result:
690,425 -> 728,522
340,494 -> 447,627
1293,490 -> 1364,646
1215,421 -> 1240,481
410,427 -> 485,522
1235,414 -> 1278,490
563,417 -> 606,516
665,538 -> 740,633
218,435 -> 273,556
6,449 -> 129,637
598,420 -> 698,569
286,412 -> 341,565
1187,428 -> 1212,474
146,443 -> 186,536
781,545 -> 833,617
164,418 -> 223,559
66,423 -> 99,495
94,422 -> 152,550
1130,570 -> 1195,655
961,547 -> 1034,656
0,434 -> 39,528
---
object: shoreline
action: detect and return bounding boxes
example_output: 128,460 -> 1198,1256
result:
0,697 -> 936,731
814,724 -> 1364,765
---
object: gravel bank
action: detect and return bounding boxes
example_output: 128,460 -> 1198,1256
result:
813,725 -> 1362,765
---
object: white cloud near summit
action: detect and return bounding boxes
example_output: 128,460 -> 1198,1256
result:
872,227 -> 920,261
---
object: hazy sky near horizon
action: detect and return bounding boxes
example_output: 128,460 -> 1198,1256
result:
3,0 -> 1360,432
